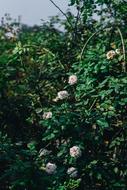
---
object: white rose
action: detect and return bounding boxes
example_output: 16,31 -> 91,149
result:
68,75 -> 77,85
45,162 -> 57,174
67,167 -> 78,178
106,50 -> 116,60
43,111 -> 52,119
57,90 -> 69,100
68,75 -> 78,85
70,146 -> 82,158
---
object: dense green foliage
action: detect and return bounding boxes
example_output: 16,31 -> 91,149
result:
0,0 -> 127,189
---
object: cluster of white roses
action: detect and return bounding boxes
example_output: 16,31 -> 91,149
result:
42,75 -> 80,176
53,74 -> 77,102
45,163 -> 78,178
43,75 -> 77,119
106,49 -> 121,60
42,46 -> 121,178
44,146 -> 81,177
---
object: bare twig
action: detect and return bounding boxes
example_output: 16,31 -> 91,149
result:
74,7 -> 80,37
49,0 -> 74,29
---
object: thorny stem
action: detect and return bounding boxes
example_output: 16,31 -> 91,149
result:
79,30 -> 100,61
117,27 -> 126,72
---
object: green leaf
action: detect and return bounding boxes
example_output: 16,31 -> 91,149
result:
35,108 -> 42,114
43,133 -> 55,141
97,118 -> 109,128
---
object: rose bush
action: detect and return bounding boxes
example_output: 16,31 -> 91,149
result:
0,1 -> 127,190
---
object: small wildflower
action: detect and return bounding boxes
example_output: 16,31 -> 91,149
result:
43,111 -> 52,119
68,75 -> 77,85
67,167 -> 78,178
45,162 -> 57,174
70,146 -> 82,158
57,90 -> 69,100
106,50 -> 116,60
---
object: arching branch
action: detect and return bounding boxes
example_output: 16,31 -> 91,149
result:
49,0 -> 74,29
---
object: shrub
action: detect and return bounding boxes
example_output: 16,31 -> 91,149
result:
0,0 -> 127,189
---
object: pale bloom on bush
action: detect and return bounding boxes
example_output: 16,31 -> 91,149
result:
61,138 -> 70,145
57,90 -> 69,100
67,167 -> 78,178
43,111 -> 52,119
106,50 -> 116,60
5,32 -> 14,39
53,96 -> 59,102
45,162 -> 57,174
115,48 -> 121,54
68,75 -> 77,85
92,124 -> 97,130
70,146 -> 81,158
39,148 -> 51,157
